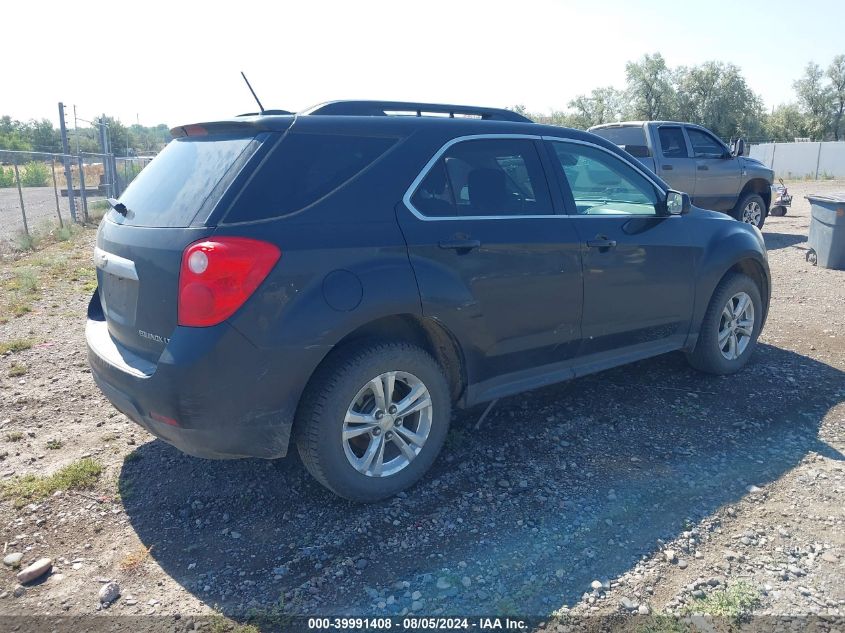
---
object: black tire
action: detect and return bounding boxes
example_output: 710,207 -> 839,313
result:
770,205 -> 787,217
686,273 -> 763,375
733,192 -> 767,229
295,341 -> 451,502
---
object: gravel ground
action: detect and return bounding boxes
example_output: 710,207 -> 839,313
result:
0,180 -> 843,630
0,187 -> 101,247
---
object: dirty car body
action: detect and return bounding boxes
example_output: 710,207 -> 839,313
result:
87,101 -> 771,500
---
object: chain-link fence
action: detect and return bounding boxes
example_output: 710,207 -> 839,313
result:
0,149 -> 150,250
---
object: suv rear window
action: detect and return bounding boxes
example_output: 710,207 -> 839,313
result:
224,133 -> 397,223
113,135 -> 257,227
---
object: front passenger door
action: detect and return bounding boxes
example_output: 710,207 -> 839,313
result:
685,126 -> 741,211
545,139 -> 696,361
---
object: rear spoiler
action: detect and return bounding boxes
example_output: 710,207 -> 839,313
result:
170,116 -> 294,138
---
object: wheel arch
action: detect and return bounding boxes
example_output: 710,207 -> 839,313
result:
310,314 -> 467,405
689,226 -> 771,350
739,178 -> 772,211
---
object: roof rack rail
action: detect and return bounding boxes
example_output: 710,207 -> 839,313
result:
301,101 -> 532,123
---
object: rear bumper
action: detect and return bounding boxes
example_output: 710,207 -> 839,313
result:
86,297 -> 327,459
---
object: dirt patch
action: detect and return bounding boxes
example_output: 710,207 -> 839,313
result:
0,182 -> 842,628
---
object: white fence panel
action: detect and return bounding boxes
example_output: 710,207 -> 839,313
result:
750,142 -> 845,179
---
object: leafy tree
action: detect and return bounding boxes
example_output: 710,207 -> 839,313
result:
764,104 -> 810,142
567,86 -> 626,128
827,55 -> 845,140
793,62 -> 833,140
625,53 -> 676,120
0,116 -> 32,151
675,62 -> 765,139
28,119 -> 61,153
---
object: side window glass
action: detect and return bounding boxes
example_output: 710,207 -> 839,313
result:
411,138 -> 552,217
412,161 -> 456,217
550,142 -> 661,216
658,127 -> 688,158
687,128 -> 726,159
226,133 -> 396,222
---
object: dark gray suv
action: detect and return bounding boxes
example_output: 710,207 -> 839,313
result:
87,101 -> 770,501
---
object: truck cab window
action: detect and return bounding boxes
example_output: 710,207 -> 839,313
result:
658,127 -> 688,158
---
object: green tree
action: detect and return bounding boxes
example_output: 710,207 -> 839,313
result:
675,62 -> 764,139
567,86 -> 626,129
0,116 -> 32,151
625,53 -> 676,120
827,55 -> 845,141
764,104 -> 810,141
793,62 -> 833,140
28,119 -> 61,153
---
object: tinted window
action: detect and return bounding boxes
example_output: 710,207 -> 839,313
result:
411,138 -> 552,217
226,133 -> 396,222
590,126 -> 650,158
687,128 -> 726,159
550,142 -> 661,216
658,127 -> 688,158
115,135 -> 256,227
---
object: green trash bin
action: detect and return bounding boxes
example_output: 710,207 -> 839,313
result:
805,193 -> 845,270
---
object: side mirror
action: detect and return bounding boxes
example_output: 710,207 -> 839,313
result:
732,138 -> 746,157
666,190 -> 691,215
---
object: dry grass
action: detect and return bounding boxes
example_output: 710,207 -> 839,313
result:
1,224 -> 96,320
119,544 -> 153,572
8,363 -> 27,377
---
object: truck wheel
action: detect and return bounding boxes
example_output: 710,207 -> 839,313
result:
686,273 -> 763,375
734,193 -> 767,229
295,341 -> 450,502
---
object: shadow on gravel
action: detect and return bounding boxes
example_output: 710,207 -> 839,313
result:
763,232 -> 806,251
120,344 -> 844,622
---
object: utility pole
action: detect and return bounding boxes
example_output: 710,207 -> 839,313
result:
58,102 -> 78,222
73,105 -> 80,154
98,115 -> 113,197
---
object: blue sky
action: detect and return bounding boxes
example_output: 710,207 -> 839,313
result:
4,0 -> 844,127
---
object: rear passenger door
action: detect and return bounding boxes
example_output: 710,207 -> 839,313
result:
397,136 -> 583,385
655,125 -> 695,194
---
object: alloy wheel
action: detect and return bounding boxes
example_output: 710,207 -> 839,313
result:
718,292 -> 755,360
742,200 -> 762,226
342,371 -> 433,477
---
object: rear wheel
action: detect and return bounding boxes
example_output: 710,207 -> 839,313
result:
295,341 -> 450,502
733,193 -> 767,229
686,273 -> 763,375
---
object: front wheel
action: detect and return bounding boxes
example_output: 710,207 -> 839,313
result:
686,273 -> 763,375
734,193 -> 767,229
295,341 -> 451,502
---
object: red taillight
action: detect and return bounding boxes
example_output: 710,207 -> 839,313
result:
178,237 -> 280,327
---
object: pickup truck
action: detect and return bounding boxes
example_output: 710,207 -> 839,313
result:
589,121 -> 774,229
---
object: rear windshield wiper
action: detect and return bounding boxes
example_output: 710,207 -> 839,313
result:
107,198 -> 129,216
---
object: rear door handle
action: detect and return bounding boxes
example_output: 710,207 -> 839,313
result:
438,238 -> 481,252
586,238 -> 617,249
697,165 -> 709,171
662,164 -> 674,171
